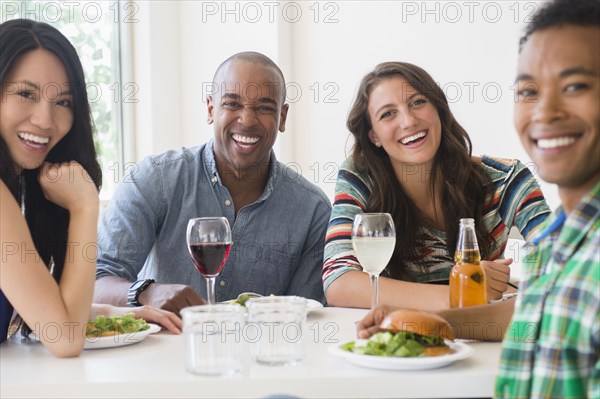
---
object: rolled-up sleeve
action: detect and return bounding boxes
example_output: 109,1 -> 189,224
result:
96,157 -> 166,282
496,160 -> 551,241
322,161 -> 371,292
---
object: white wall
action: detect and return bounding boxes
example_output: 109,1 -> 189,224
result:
129,2 -> 181,160
130,0 -> 559,210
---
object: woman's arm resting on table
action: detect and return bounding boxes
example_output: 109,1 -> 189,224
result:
0,164 -> 99,357
326,270 -> 449,311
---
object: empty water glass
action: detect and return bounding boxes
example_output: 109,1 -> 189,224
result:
182,304 -> 245,376
246,296 -> 307,366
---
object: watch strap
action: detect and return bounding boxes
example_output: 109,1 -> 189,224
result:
127,279 -> 155,307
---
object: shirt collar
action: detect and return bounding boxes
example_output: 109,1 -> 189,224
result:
531,178 -> 600,268
202,139 -> 278,200
533,180 -> 600,242
531,212 -> 566,246
203,139 -> 219,184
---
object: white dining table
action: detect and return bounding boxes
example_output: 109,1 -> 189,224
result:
1,307 -> 502,398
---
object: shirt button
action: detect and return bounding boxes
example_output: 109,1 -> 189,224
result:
219,280 -> 226,287
224,199 -> 231,206
211,176 -> 217,183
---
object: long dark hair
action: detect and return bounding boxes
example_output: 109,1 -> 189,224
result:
0,19 -> 102,284
347,62 -> 492,280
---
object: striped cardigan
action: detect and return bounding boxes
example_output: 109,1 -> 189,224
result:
322,156 -> 551,290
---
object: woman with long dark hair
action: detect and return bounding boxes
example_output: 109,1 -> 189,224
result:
0,19 -> 180,356
323,62 -> 551,309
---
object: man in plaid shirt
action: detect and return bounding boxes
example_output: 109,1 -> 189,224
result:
494,0 -> 599,397
357,1 -> 599,398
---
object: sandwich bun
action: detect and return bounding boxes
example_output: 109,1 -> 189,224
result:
423,345 -> 453,356
380,309 -> 455,340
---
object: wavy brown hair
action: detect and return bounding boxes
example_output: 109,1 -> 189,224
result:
347,62 -> 493,280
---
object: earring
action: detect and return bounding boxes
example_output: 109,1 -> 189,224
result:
374,140 -> 382,147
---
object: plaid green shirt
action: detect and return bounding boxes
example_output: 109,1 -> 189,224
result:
495,180 -> 600,399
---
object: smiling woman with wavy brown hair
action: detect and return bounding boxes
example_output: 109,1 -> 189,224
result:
323,62 -> 551,310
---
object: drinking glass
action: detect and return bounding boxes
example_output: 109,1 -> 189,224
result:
246,296 -> 307,366
351,213 -> 396,309
186,217 -> 232,304
182,304 -> 245,376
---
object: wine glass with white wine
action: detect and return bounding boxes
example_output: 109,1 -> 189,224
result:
351,213 -> 396,309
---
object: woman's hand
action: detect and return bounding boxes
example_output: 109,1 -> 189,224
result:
481,258 -> 513,300
38,161 -> 99,213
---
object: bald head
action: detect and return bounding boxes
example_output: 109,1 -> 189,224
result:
212,51 -> 286,102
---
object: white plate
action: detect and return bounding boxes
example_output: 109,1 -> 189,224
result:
29,323 -> 161,350
328,340 -> 473,371
223,294 -> 324,313
83,323 -> 161,350
305,298 -> 324,313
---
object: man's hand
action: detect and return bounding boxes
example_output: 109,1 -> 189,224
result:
139,283 -> 206,315
128,306 -> 183,334
481,258 -> 513,300
356,304 -> 396,339
94,304 -> 183,334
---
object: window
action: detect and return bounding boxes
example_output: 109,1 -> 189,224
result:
1,0 -> 128,200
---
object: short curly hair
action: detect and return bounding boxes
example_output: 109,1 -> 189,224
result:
520,0 -> 600,51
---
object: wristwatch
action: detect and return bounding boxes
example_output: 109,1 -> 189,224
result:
127,279 -> 155,307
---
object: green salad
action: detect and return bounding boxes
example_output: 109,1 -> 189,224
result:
224,292 -> 262,307
86,313 -> 149,337
342,331 -> 445,357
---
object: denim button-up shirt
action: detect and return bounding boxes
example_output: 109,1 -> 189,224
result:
97,141 -> 331,303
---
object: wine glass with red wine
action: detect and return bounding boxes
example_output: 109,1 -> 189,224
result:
186,217 -> 232,304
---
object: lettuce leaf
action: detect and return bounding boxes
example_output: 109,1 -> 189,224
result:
86,313 -> 149,336
342,331 -> 426,357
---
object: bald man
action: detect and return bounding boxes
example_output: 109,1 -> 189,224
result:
95,52 -> 331,313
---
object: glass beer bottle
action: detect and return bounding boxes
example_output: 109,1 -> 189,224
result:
449,218 -> 488,308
